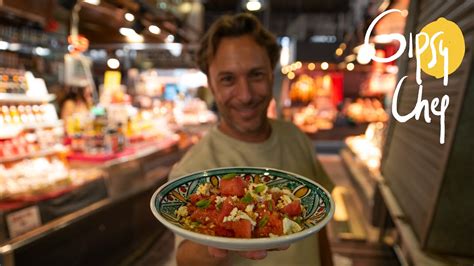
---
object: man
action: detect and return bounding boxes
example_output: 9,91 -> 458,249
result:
169,13 -> 334,266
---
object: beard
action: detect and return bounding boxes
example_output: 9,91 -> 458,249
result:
217,99 -> 271,136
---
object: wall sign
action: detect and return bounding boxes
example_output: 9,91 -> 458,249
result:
363,9 -> 465,144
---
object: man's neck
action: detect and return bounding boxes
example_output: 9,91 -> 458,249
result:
218,121 -> 272,143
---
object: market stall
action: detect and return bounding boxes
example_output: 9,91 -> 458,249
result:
0,23 -> 214,265
0,80 -> 205,265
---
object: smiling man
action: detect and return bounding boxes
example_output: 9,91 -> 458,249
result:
208,34 -> 273,142
168,13 -> 334,266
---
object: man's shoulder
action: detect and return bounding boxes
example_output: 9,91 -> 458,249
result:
169,131 -> 216,179
271,119 -> 307,138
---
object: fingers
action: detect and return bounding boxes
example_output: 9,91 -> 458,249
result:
238,250 -> 267,260
208,246 -> 228,258
208,245 -> 289,261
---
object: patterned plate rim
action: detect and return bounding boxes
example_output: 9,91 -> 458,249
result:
150,166 -> 335,247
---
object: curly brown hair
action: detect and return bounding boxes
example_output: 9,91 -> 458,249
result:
197,13 -> 280,75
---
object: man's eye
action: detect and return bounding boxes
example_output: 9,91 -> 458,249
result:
220,76 -> 234,84
250,72 -> 265,79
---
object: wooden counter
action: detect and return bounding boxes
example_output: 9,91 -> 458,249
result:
0,140 -> 189,266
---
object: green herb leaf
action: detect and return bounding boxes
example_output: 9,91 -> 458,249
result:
241,193 -> 253,204
295,217 -> 302,224
258,215 -> 269,228
254,185 -> 266,193
191,221 -> 201,226
268,201 -> 273,211
221,173 -> 237,180
196,199 -> 210,208
216,201 -> 223,209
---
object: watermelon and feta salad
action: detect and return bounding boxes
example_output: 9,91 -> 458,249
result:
175,173 -> 305,238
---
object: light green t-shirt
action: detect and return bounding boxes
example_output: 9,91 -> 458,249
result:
169,119 -> 334,266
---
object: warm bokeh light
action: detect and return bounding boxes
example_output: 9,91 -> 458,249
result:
345,54 -> 356,62
295,61 -> 302,69
126,34 -> 144,43
119,27 -> 136,36
287,71 -> 295,80
84,0 -> 100,5
107,58 -> 120,69
165,35 -> 175,43
347,62 -> 355,71
124,13 -> 135,22
148,25 -> 161,34
246,0 -> 262,11
335,48 -> 343,56
356,44 -> 375,65
321,62 -> 329,70
308,63 -> 315,70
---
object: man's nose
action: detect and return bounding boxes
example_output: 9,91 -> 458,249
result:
235,77 -> 252,103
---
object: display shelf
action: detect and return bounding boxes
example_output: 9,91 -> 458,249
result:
22,120 -> 63,130
1,121 -> 63,132
0,142 -> 188,266
0,93 -> 56,103
67,136 -> 179,167
0,146 -> 65,164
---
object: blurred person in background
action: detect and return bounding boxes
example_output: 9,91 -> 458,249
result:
168,13 -> 334,266
58,85 -> 93,120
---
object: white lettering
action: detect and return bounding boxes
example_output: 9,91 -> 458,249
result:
408,33 -> 414,58
413,84 -> 431,123
415,32 -> 430,85
439,40 -> 449,86
367,9 -> 453,144
428,32 -> 443,68
392,76 -> 414,122
431,95 -> 449,144
391,76 -> 449,144
364,9 -> 406,63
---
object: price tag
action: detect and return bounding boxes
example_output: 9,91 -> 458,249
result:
6,206 -> 42,238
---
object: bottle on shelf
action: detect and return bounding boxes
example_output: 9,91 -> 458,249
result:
2,105 -> 12,124
18,105 -> 28,123
116,122 -> 126,152
32,105 -> 43,122
0,72 -> 6,93
25,105 -> 36,123
1,74 -> 9,93
9,105 -> 20,124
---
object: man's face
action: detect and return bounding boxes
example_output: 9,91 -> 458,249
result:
208,35 -> 273,138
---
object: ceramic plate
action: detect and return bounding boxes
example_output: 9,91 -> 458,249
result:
150,167 -> 334,251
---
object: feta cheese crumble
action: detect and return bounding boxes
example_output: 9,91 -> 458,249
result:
223,207 -> 257,228
277,194 -> 293,209
176,206 -> 188,218
282,217 -> 302,234
196,183 -> 211,196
